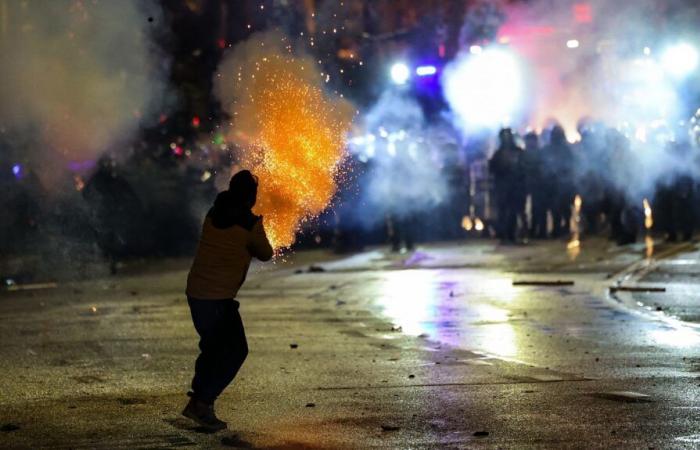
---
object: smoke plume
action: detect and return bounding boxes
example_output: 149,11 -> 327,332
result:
0,0 -> 168,165
349,91 -> 453,223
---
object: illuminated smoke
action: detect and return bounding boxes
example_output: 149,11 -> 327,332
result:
442,0 -> 700,204
442,45 -> 526,132
0,0 -> 167,164
348,91 -> 452,223
215,31 -> 353,249
491,0 -> 699,138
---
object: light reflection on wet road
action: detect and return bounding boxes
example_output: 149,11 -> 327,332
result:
355,245 -> 700,377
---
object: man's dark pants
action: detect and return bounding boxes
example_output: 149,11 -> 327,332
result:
187,298 -> 248,404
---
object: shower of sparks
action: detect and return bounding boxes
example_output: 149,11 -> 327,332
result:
218,33 -> 353,249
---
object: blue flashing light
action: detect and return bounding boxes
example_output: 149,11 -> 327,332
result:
12,164 -> 21,178
415,65 -> 437,76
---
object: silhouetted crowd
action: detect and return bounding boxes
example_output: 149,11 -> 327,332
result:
488,124 -> 698,245
3,122 -> 700,276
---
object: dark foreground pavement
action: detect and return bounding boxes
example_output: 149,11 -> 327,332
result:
1,238 -> 700,449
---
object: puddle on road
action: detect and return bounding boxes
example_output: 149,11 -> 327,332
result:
375,270 -> 522,359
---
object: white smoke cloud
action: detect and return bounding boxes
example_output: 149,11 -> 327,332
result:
0,0 -> 168,164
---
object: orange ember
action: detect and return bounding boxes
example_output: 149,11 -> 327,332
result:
218,33 -> 353,249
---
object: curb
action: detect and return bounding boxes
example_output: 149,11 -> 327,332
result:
606,240 -> 700,329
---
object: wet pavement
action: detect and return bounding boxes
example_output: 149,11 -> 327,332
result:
1,238 -> 700,449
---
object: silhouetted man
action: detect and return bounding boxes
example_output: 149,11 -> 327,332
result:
489,128 -> 525,242
184,170 -> 273,431
523,132 -> 546,238
542,126 -> 574,238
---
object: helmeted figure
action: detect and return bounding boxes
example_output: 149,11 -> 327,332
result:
82,156 -> 144,272
541,126 -> 575,238
522,131 -> 546,238
489,128 -> 526,242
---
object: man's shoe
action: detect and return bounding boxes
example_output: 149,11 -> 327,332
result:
182,397 -> 227,431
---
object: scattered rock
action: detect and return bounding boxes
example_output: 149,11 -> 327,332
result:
290,344 -> 298,349
330,285 -> 338,290
308,265 -> 326,273
130,291 -> 138,296
473,431 -> 489,437
335,300 -> 346,306
294,269 -> 304,274
1,423 -> 20,432
221,435 -> 253,448
305,403 -> 315,408
655,306 -> 663,311
381,425 -> 400,432
591,391 -> 653,403
408,374 -> 415,379
390,325 -> 402,332
117,397 -> 144,405
418,333 -> 429,338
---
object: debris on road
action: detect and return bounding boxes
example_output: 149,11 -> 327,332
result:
473,431 -> 489,437
290,344 -> 298,349
512,280 -> 574,286
5,282 -> 58,292
117,397 -> 144,405
381,425 -> 400,432
591,391 -> 653,403
609,286 -> 666,293
294,265 -> 327,274
305,403 -> 316,407
221,435 -> 252,447
1,423 -> 20,432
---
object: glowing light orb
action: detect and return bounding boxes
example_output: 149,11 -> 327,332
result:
661,43 -> 699,78
442,47 -> 524,130
390,63 -> 410,85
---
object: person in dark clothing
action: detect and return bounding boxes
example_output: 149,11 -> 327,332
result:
657,140 -> 695,241
523,132 -> 547,238
603,129 -> 638,245
183,170 -> 273,431
82,156 -> 144,273
489,128 -> 526,243
542,126 -> 575,238
389,213 -> 417,252
575,128 -> 606,235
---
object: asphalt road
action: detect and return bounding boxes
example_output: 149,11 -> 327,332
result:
1,238 -> 699,449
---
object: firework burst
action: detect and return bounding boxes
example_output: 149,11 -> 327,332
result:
216,32 -> 353,249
